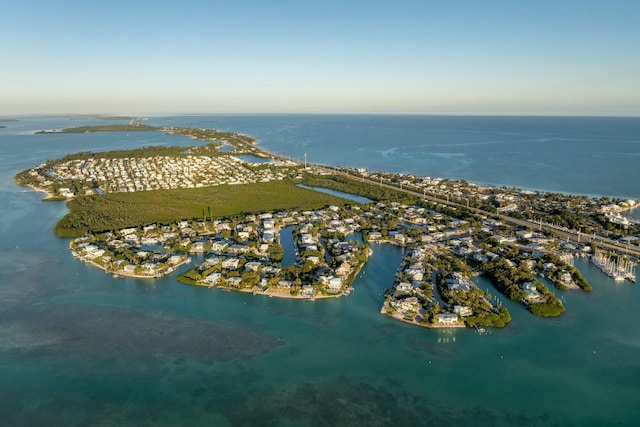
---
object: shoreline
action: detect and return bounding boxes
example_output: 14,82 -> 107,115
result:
380,301 -> 466,329
187,282 -> 350,300
23,183 -> 57,200
71,242 -> 191,280
14,120 -> 637,333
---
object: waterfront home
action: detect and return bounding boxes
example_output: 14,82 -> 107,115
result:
140,262 -> 160,274
335,263 -> 352,277
520,282 -> 542,302
277,280 -> 292,289
453,305 -> 473,317
326,276 -> 343,293
437,312 -> 459,324
300,233 -> 315,246
368,231 -> 383,241
123,264 -> 137,274
190,242 -> 206,253
404,267 -> 424,281
227,277 -> 242,287
396,282 -> 413,294
168,255 -> 184,265
262,231 -> 275,243
394,297 -> 420,313
560,271 -> 574,285
301,285 -> 315,298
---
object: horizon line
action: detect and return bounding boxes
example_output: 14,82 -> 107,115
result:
2,111 -> 640,119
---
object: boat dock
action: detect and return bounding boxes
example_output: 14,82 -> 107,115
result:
591,251 -> 636,283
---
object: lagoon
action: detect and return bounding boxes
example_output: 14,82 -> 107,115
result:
298,183 -> 373,204
237,153 -> 273,163
279,225 -> 297,267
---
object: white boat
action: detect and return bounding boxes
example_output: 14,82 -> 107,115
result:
591,251 -> 636,283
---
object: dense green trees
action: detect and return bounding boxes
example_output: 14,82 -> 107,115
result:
464,306 -> 511,328
481,259 -> 565,317
54,180 -> 352,237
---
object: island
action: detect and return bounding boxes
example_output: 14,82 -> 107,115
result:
14,122 -> 639,331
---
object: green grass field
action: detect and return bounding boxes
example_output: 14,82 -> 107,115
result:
55,180 -> 354,237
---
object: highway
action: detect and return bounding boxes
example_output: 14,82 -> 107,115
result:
249,143 -> 640,259
323,166 -> 640,259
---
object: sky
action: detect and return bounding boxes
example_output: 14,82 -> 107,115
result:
1,0 -> 639,116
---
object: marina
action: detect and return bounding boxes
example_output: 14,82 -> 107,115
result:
591,250 -> 636,283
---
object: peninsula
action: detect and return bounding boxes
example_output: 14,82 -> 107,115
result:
14,123 -> 639,330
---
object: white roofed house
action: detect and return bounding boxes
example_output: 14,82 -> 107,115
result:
542,263 -> 556,272
437,312 -> 459,325
393,296 -> 420,314
404,266 -> 424,282
367,231 -> 383,241
262,219 -> 276,230
520,281 -> 543,302
335,262 -> 352,277
326,276 -> 343,293
203,272 -> 221,285
222,258 -> 240,270
140,262 -> 161,275
446,273 -> 471,292
168,255 -> 184,265
237,231 -> 251,242
453,305 -> 473,317
123,264 -> 137,274
190,241 -> 206,253
396,282 -> 413,294
244,261 -> 262,272
262,231 -> 275,243
277,280 -> 292,289
559,270 -> 574,285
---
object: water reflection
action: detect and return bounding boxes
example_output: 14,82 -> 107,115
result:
297,184 -> 373,204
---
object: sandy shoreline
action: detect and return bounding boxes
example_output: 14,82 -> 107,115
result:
23,183 -> 57,200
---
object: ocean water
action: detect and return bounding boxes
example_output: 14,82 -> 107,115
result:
1,115 -> 639,426
151,114 -> 640,199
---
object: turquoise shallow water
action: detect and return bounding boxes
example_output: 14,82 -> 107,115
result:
1,115 -> 639,426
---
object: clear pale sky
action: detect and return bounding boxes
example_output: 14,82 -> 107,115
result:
2,0 -> 639,116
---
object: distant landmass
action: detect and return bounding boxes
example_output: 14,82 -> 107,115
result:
35,124 -> 160,134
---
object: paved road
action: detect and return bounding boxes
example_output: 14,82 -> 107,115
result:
323,167 -> 640,258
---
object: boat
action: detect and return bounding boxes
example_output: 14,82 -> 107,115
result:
591,250 -> 636,283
